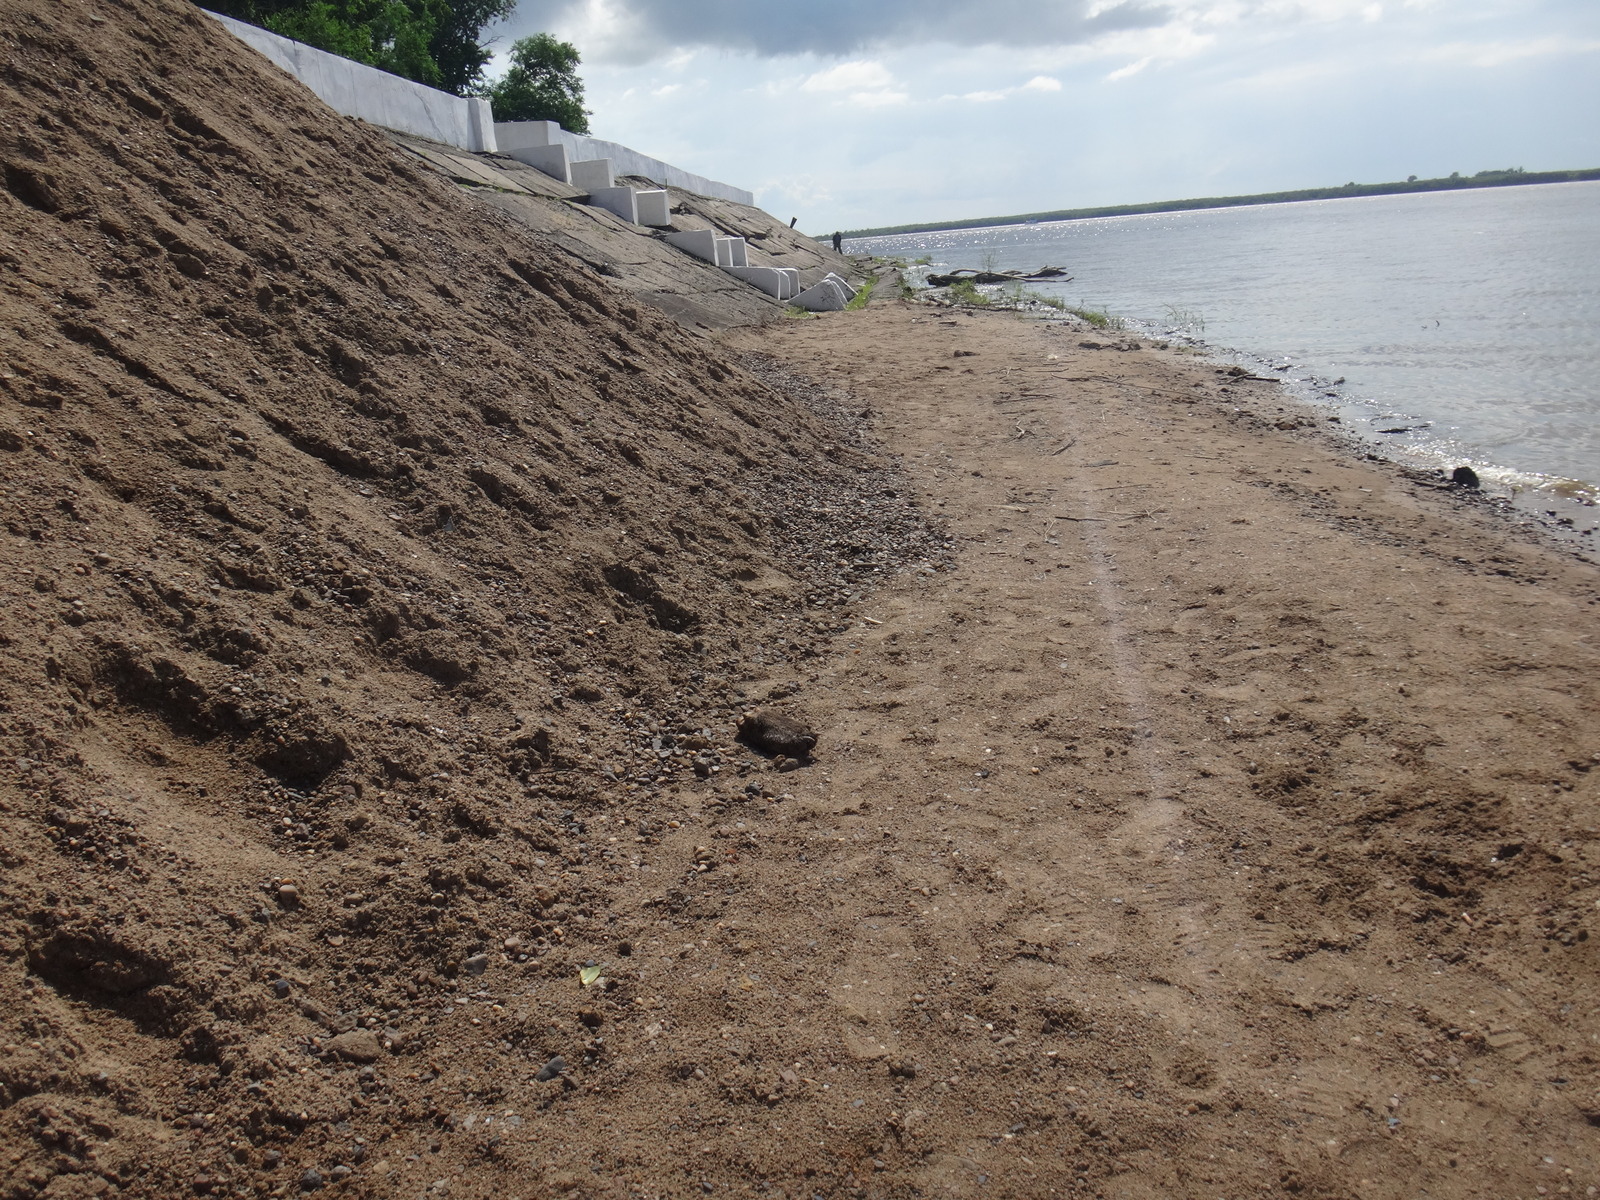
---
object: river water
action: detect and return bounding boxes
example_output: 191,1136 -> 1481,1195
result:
849,182 -> 1600,523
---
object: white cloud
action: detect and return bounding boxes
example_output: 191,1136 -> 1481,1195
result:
1422,36 -> 1600,69
961,89 -> 1010,102
801,60 -> 896,92
1108,56 -> 1153,79
852,90 -> 911,107
651,83 -> 680,96
1022,75 -> 1064,91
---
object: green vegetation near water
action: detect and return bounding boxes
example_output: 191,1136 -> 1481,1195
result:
844,167 -> 1600,239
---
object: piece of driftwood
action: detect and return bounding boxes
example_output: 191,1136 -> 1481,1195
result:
926,266 -> 1074,287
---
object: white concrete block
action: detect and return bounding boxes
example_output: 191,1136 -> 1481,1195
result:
507,143 -> 570,183
466,98 -> 497,153
725,266 -> 791,299
570,158 -> 615,192
665,229 -> 719,263
635,189 -> 671,227
776,268 -> 800,296
792,279 -> 849,312
588,186 -> 638,224
714,238 -> 749,268
493,120 -> 561,151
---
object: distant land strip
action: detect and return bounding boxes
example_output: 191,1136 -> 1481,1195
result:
842,167 -> 1600,239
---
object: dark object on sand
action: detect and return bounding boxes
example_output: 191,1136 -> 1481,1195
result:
536,1056 -> 568,1082
926,266 -> 1073,287
1450,465 -> 1480,488
738,709 -> 817,758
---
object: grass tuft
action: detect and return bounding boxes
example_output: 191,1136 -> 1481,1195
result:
948,278 -> 989,307
845,277 -> 877,310
1064,304 -> 1123,330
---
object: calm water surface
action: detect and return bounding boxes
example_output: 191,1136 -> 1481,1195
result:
851,182 -> 1600,499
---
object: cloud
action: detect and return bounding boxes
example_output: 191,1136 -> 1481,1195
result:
798,60 -> 908,106
1022,75 -> 1064,91
801,61 -> 895,92
1421,35 -> 1600,68
499,0 -> 1174,63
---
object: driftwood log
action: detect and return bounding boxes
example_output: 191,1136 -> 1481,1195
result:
926,266 -> 1072,287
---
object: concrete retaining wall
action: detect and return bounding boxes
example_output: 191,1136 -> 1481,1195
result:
496,120 -> 753,206
208,12 -> 495,152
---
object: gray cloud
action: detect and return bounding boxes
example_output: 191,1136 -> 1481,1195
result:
499,0 -> 1173,63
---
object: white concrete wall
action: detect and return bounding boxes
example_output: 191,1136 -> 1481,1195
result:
495,120 -> 754,206
208,12 -> 496,153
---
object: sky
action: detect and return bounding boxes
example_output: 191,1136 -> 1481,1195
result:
484,0 -> 1600,233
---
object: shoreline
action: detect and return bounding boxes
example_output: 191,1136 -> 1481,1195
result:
1114,316 -> 1600,565
893,260 -> 1600,563
842,169 -> 1600,238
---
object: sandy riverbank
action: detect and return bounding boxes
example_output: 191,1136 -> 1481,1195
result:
715,299 -> 1600,1198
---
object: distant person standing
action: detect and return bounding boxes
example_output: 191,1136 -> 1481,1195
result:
832,231 -> 843,253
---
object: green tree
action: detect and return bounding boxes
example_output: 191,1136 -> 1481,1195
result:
482,33 -> 590,133
427,0 -> 517,96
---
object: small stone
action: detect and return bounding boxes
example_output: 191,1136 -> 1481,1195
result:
535,1055 -> 568,1082
1450,465 -> 1481,488
888,1061 -> 917,1079
271,978 -> 291,998
737,709 -> 817,759
463,953 -> 490,976
326,1030 -> 383,1062
262,1151 -> 283,1169
577,1008 -> 604,1030
277,884 -> 300,905
299,1168 -> 323,1191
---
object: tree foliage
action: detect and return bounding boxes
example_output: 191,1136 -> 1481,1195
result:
481,33 -> 590,133
204,0 -> 515,96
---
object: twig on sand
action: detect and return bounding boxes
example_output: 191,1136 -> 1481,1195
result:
1049,437 -> 1078,456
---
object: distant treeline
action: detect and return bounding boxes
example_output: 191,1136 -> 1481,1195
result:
843,168 -> 1600,239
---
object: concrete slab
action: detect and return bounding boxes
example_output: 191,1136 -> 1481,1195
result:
507,143 -> 570,184
570,158 -> 615,192
724,238 -> 749,268
792,278 -> 849,312
588,186 -> 639,225
493,122 -> 753,205
664,229 -> 719,263
635,189 -> 671,227
776,268 -> 801,295
493,120 -> 561,152
725,265 -> 792,300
